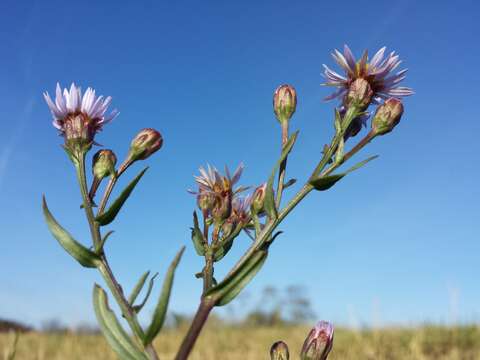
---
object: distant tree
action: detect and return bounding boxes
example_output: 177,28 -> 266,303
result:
0,319 -> 32,333
41,319 -> 68,333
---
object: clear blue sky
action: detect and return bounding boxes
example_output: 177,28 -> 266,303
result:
1,0 -> 479,329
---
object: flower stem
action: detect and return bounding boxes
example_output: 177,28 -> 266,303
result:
75,153 -> 160,359
174,299 -> 215,360
275,121 -> 289,208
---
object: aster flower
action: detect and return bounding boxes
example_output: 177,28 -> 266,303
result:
323,45 -> 414,104
230,195 -> 253,225
189,163 -> 248,222
44,83 -> 119,149
301,321 -> 334,360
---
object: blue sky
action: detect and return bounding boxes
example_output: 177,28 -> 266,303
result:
1,0 -> 479,329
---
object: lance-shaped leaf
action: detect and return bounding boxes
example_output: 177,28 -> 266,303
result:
264,131 -> 299,219
206,247 -> 268,306
191,212 -> 205,256
129,271 -> 151,305
309,174 -> 344,191
42,196 -> 100,268
96,167 -> 148,226
93,284 -> 149,360
99,230 -> 115,252
309,155 -> 378,191
143,246 -> 185,345
133,273 -> 158,314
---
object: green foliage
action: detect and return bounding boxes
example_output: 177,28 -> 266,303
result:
96,167 -> 149,226
143,247 -> 185,345
92,285 -> 149,360
42,196 -> 100,268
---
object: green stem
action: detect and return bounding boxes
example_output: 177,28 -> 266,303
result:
275,121 -> 289,208
75,153 -> 159,359
97,159 -> 132,215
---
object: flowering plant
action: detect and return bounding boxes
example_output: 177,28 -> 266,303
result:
42,45 -> 412,360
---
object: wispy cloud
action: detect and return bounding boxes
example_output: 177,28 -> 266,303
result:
0,97 -> 36,190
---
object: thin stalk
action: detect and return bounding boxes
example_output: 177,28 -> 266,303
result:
275,121 -> 289,208
75,153 -> 160,359
97,159 -> 132,215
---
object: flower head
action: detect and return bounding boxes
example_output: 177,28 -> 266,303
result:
44,83 -> 119,151
323,45 -> 413,104
92,149 -> 117,180
270,341 -> 290,360
190,163 -> 247,222
300,321 -> 334,360
127,128 -> 163,162
371,98 -> 404,135
273,84 -> 297,123
251,183 -> 267,215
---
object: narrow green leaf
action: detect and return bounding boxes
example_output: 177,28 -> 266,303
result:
309,155 -> 379,191
128,271 -> 150,305
93,284 -> 149,360
133,273 -> 158,314
206,248 -> 268,306
99,230 -> 115,252
96,167 -> 148,226
143,247 -> 185,345
42,196 -> 100,268
345,155 -> 379,174
191,212 -> 205,256
283,178 -> 297,189
309,174 -> 345,191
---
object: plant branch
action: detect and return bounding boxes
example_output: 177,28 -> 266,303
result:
75,153 -> 159,359
174,299 -> 215,360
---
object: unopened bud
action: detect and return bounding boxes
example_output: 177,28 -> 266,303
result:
344,78 -> 373,111
371,98 -> 404,135
270,341 -> 289,360
251,183 -> 267,214
128,128 -> 163,162
212,192 -> 232,223
300,321 -> 334,360
92,149 -> 117,179
273,84 -> 297,123
197,191 -> 216,212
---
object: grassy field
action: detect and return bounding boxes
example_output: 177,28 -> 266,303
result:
1,325 -> 479,360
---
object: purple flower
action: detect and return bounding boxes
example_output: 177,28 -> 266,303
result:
189,164 -> 248,222
300,321 -> 334,360
323,45 -> 414,104
44,83 -> 119,146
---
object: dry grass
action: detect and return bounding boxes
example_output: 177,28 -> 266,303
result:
1,325 -> 479,360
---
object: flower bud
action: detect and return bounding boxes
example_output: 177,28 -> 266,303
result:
92,149 -> 117,180
251,183 -> 267,215
197,191 -> 216,213
300,321 -> 334,360
63,113 -> 97,153
270,341 -> 289,360
344,78 -> 373,111
371,98 -> 404,135
273,84 -> 297,123
128,128 -> 163,162
211,192 -> 232,223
